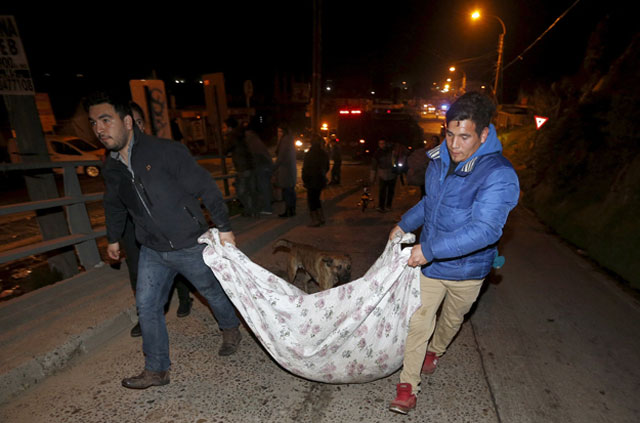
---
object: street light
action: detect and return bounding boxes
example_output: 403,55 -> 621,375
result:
471,10 -> 506,101
449,66 -> 467,94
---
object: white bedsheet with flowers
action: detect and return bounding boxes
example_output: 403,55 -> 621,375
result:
199,229 -> 421,383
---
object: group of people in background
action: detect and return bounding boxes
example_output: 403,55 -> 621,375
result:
223,117 -> 275,217
370,135 -> 440,212
223,121 -> 338,228
225,119 -> 439,227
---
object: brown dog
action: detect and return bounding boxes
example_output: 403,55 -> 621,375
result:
273,239 -> 352,292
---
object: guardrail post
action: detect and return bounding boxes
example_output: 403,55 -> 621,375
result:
63,166 -> 102,269
4,95 -> 80,278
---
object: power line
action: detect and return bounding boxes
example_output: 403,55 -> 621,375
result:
503,0 -> 583,71
452,51 -> 498,65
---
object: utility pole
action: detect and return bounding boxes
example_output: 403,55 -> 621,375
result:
311,0 -> 322,134
493,17 -> 506,103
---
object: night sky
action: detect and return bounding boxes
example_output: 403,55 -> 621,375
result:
1,0 -> 629,116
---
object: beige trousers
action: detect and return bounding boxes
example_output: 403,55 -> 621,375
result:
399,274 -> 484,393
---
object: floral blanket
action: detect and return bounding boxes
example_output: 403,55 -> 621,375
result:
199,229 -> 421,383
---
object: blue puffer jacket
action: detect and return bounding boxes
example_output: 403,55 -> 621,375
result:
398,124 -> 520,281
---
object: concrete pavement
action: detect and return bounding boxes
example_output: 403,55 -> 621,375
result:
473,206 -> 640,423
0,163 -> 638,422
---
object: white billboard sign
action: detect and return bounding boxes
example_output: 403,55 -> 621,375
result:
0,15 -> 35,95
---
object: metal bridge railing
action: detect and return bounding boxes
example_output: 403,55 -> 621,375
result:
0,158 -> 237,268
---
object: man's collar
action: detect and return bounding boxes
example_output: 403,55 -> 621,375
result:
109,132 -> 136,161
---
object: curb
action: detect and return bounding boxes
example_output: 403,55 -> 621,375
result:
0,306 -> 136,404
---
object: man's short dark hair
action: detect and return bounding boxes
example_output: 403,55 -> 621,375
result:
83,90 -> 132,120
446,92 -> 496,136
129,101 -> 144,120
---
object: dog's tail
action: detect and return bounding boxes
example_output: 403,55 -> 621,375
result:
273,239 -> 293,251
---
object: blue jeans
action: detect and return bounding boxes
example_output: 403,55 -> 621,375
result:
136,243 -> 240,372
234,169 -> 256,215
282,186 -> 296,210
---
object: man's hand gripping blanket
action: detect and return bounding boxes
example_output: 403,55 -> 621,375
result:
199,229 -> 421,383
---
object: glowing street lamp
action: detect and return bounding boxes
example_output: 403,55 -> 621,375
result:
471,10 -> 506,101
449,66 -> 467,93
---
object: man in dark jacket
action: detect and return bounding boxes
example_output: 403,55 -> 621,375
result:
370,138 -> 398,212
122,102 -> 194,339
387,92 -> 520,414
85,91 -> 241,390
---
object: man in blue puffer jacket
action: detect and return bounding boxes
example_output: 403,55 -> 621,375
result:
388,92 -> 520,414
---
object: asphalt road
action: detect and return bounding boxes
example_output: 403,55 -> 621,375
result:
418,117 -> 444,137
473,206 -> 640,423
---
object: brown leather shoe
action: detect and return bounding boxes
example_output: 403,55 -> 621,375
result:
218,327 -> 241,356
121,369 -> 169,389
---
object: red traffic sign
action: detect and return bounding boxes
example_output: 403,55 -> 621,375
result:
535,115 -> 549,130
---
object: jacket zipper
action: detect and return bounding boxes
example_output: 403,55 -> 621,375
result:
184,206 -> 200,225
132,176 -> 175,249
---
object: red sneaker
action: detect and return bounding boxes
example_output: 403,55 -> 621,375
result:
421,351 -> 439,374
389,383 -> 416,414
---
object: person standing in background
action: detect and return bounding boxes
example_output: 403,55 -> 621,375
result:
245,117 -> 274,215
370,138 -> 397,212
224,117 -> 256,217
328,139 -> 342,185
302,134 -> 329,226
274,124 -> 297,218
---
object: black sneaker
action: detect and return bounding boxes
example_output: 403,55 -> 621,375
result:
130,322 -> 142,337
176,297 -> 193,318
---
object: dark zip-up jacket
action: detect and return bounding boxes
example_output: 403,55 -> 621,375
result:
103,128 -> 231,252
